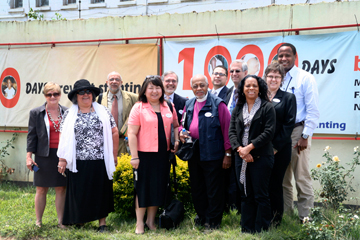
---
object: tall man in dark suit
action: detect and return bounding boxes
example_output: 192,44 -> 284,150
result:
224,60 -> 248,213
162,71 -> 187,124
210,65 -> 228,101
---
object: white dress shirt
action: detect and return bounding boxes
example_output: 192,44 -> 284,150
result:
164,92 -> 175,103
211,85 -> 225,96
280,65 -> 320,136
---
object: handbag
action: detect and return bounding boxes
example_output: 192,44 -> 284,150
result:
159,161 -> 185,229
175,112 -> 197,161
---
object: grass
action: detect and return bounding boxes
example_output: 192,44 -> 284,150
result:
0,181 -> 306,240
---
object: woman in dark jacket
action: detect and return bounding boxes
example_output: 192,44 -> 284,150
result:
228,75 -> 276,233
265,63 -> 296,227
26,82 -> 67,228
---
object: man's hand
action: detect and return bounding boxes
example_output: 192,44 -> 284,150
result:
295,137 -> 308,154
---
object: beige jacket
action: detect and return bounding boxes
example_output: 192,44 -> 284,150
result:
99,90 -> 138,156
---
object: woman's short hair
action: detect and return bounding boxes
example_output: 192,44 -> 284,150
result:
70,91 -> 96,104
264,63 -> 285,84
43,82 -> 61,95
138,75 -> 165,103
236,75 -> 269,106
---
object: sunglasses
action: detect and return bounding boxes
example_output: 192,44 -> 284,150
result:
45,93 -> 60,98
230,69 -> 242,73
77,90 -> 92,95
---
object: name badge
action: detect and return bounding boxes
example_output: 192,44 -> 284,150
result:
205,112 -> 212,117
178,109 -> 183,115
273,98 -> 280,103
166,113 -> 172,118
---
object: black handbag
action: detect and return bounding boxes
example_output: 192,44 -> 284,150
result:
175,112 -> 197,161
159,161 -> 185,229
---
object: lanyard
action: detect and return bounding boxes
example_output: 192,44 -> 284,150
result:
284,77 -> 295,93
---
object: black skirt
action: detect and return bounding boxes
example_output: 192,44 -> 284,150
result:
34,148 -> 66,187
135,112 -> 170,208
62,159 -> 114,225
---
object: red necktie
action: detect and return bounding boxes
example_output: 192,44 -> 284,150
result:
111,95 -> 118,127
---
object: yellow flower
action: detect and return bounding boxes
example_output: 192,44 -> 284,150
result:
332,156 -> 340,162
316,164 -> 322,168
324,146 -> 331,151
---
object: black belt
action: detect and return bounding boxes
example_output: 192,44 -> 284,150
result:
294,121 -> 304,128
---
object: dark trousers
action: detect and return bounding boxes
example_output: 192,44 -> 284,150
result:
188,143 -> 224,227
223,152 -> 241,213
269,142 -> 292,226
235,154 -> 273,233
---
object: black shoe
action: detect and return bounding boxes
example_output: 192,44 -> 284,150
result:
194,215 -> 205,227
98,225 -> 107,233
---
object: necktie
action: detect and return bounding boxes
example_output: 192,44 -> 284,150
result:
111,95 -> 118,127
212,90 -> 217,96
229,90 -> 238,115
165,95 -> 170,101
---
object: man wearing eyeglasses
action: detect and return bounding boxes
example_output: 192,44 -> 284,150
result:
224,60 -> 248,214
98,71 -> 138,156
162,71 -> 188,124
210,65 -> 229,101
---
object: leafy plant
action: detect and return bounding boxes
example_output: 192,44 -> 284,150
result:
311,146 -> 360,209
0,132 -> 18,181
112,153 -> 192,218
303,205 -> 360,240
52,13 -> 66,21
27,8 -> 44,21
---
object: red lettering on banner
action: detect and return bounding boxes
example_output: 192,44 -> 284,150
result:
0,68 -> 21,108
204,46 -> 232,89
178,48 -> 195,90
355,56 -> 360,71
268,43 -> 298,67
237,45 -> 264,77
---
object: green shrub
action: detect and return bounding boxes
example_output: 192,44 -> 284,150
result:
112,154 -> 192,219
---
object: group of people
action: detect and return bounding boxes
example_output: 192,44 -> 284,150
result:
26,43 -> 319,234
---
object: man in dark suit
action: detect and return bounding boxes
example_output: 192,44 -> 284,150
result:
210,65 -> 228,101
224,60 -> 248,213
162,71 -> 188,124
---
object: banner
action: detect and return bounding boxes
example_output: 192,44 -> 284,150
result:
164,31 -> 360,135
0,44 -> 158,127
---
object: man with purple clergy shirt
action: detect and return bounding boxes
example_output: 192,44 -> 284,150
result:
179,74 -> 231,230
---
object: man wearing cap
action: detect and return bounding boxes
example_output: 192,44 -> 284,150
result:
98,71 -> 138,156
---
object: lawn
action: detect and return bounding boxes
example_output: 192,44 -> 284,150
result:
0,181 -> 305,240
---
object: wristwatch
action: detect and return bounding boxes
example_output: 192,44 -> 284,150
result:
301,133 -> 309,140
225,153 -> 231,157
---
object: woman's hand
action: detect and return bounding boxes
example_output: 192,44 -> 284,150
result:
26,152 -> 37,171
241,153 -> 254,163
237,144 -> 255,159
179,130 -> 190,143
172,141 -> 180,153
131,158 -> 140,169
58,158 -> 67,174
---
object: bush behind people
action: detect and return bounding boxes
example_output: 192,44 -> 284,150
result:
113,154 -> 192,218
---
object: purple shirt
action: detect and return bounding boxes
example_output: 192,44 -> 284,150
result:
179,101 -> 231,150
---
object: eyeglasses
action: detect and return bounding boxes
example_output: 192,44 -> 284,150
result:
45,93 -> 60,98
144,75 -> 161,82
230,69 -> 242,74
213,72 -> 226,77
109,78 -> 121,82
266,76 -> 282,80
77,90 -> 92,95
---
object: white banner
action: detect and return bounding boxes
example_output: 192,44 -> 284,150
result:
164,31 -> 360,135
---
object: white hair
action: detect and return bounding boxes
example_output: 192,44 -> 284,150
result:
161,71 -> 178,82
107,71 -> 122,81
190,74 -> 208,86
231,59 -> 248,72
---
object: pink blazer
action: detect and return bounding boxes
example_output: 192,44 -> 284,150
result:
128,101 -> 179,152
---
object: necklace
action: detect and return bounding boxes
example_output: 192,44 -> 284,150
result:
46,105 -> 62,132
79,106 -> 93,114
